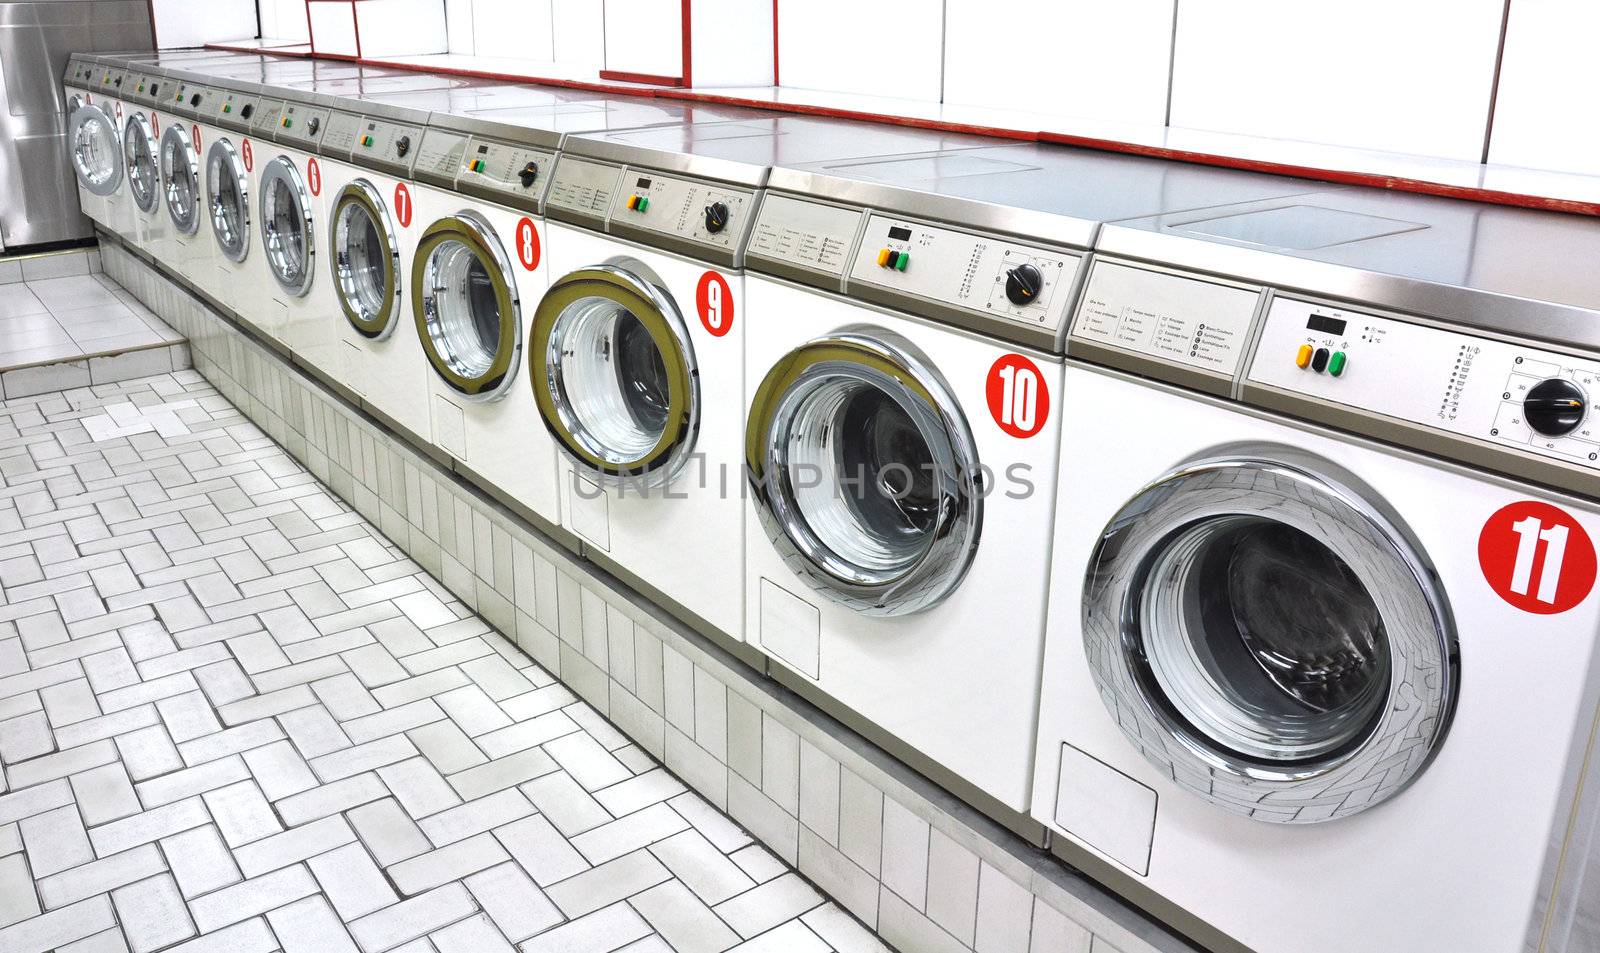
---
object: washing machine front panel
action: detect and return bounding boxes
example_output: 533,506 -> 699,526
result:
331,179 -> 401,341
205,137 -> 251,263
1082,454 -> 1456,822
124,112 -> 161,215
159,121 -> 200,236
747,329 -> 982,617
70,100 -> 124,199
412,211 -> 521,402
533,264 -> 699,485
259,155 -> 316,297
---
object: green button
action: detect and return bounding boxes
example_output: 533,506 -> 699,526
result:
222,103 -> 231,113
638,197 -> 650,212
1328,351 -> 1347,377
362,135 -> 374,147
895,251 -> 909,271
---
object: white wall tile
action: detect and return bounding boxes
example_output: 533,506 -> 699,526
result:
472,0 -> 555,61
1488,0 -> 1600,174
878,799 -> 928,910
552,0 -> 606,67
778,0 -> 943,100
257,0 -> 310,42
925,829 -> 979,946
604,0 -> 685,78
690,0 -> 774,87
153,0 -> 256,48
943,0 -> 1174,125
1170,0 -> 1505,160
308,2 -> 358,57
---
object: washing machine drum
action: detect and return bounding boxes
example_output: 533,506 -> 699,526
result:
412,212 -> 520,402
531,265 -> 699,485
1082,456 -> 1458,823
331,180 -> 400,339
205,138 -> 250,263
158,122 -> 199,235
123,113 -> 161,214
260,156 -> 315,297
746,329 -> 982,616
69,101 -> 123,197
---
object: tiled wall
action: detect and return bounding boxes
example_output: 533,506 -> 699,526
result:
99,235 -> 1194,953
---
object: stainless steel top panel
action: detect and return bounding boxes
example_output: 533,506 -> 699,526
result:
428,95 -> 744,150
1099,188 -> 1600,353
558,110 -> 938,188
770,142 -> 1320,249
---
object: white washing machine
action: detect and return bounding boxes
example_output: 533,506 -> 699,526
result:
117,65 -> 168,255
64,57 -> 120,232
740,143 -> 1321,817
1035,189 -> 1600,953
155,76 -> 213,295
196,78 -> 268,310
89,60 -> 139,244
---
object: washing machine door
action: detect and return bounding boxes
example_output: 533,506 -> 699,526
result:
530,264 -> 699,485
746,328 -> 982,616
412,212 -> 521,402
260,156 -> 315,296
124,113 -> 161,214
159,122 -> 199,235
1081,455 -> 1458,823
330,180 -> 400,340
69,101 -> 123,197
205,138 -> 250,263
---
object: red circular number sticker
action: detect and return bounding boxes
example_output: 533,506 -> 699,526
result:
696,271 -> 734,337
241,138 -> 253,172
191,123 -> 201,150
114,102 -> 123,123
306,156 -> 321,196
515,217 -> 540,271
150,111 -> 158,129
1479,500 -> 1597,614
986,354 -> 1050,438
394,182 -> 412,228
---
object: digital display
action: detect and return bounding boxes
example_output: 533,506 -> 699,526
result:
1307,314 -> 1347,336
888,226 -> 912,241
636,177 -> 652,189
476,144 -> 489,154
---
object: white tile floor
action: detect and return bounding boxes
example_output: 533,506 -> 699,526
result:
0,274 -> 182,370
0,370 -> 884,953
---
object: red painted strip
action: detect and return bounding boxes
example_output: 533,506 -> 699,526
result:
772,0 -> 780,86
681,0 -> 693,89
350,0 -> 363,59
145,0 -> 159,49
194,43 -> 1600,219
303,0 -> 316,54
598,70 -> 685,88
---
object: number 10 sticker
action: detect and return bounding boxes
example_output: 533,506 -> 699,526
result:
986,354 -> 1050,438
1479,500 -> 1596,614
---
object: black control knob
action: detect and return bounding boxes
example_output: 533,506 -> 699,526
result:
704,201 -> 730,235
190,93 -> 201,107
1005,263 -> 1043,306
1524,378 -> 1588,437
307,116 -> 320,135
240,103 -> 253,120
395,135 -> 411,157
518,161 -> 539,188
114,76 -> 122,87
149,83 -> 159,97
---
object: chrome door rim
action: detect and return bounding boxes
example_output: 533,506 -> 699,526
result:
411,211 -> 521,403
531,264 -> 699,486
70,102 -> 123,197
124,113 -> 160,213
205,138 -> 250,263
331,179 -> 400,340
159,122 -> 198,235
1081,454 -> 1458,823
259,156 -> 315,297
746,328 -> 982,616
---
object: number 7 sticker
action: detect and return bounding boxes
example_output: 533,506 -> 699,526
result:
1479,501 -> 1596,614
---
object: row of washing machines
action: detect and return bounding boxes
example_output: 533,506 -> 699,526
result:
64,49 -> 1600,953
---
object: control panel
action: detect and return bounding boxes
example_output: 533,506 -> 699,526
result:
211,89 -> 259,130
607,169 -> 754,252
97,68 -> 125,98
412,129 -> 467,189
167,81 -> 199,118
1071,260 -> 1262,378
457,135 -> 553,204
1248,296 -> 1600,470
66,60 -> 92,89
746,194 -> 864,282
319,111 -> 363,159
132,73 -> 163,106
275,100 -> 329,149
355,117 -> 423,176
545,156 -> 624,224
251,99 -> 286,139
848,213 -> 1081,335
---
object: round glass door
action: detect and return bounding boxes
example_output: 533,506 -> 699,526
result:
259,156 -> 314,296
69,102 -> 123,197
205,138 -> 249,263
159,122 -> 199,235
530,264 -> 698,485
1081,456 -> 1458,823
331,180 -> 400,339
123,113 -> 160,214
746,329 -> 982,616
411,212 -> 520,402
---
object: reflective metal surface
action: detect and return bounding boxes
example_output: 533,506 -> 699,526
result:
123,111 -> 159,213
159,122 -> 199,236
1081,454 -> 1458,822
260,156 -> 314,296
412,212 -> 520,402
746,329 -> 982,616
332,180 -> 401,340
206,138 -> 249,263
68,101 -> 121,197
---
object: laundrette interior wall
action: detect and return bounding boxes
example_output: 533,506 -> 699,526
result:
182,0 -> 1600,182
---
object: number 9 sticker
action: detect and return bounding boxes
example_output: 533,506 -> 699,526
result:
986,354 -> 1050,438
1479,500 -> 1596,614
696,271 -> 733,337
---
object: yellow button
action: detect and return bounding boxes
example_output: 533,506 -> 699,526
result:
876,248 -> 891,267
1295,344 -> 1314,369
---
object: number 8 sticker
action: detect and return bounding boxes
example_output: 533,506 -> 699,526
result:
986,354 -> 1050,438
1479,500 -> 1596,614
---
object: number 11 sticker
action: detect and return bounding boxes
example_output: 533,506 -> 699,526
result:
1479,500 -> 1596,614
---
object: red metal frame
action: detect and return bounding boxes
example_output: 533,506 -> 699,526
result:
680,0 -> 693,88
200,41 -> 1600,219
597,70 -> 686,87
772,0 -> 779,85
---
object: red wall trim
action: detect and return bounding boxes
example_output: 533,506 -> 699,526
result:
772,0 -> 780,86
201,42 -> 1600,219
598,70 -> 686,88
681,0 -> 693,89
303,0 -> 316,54
350,0 -> 363,59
